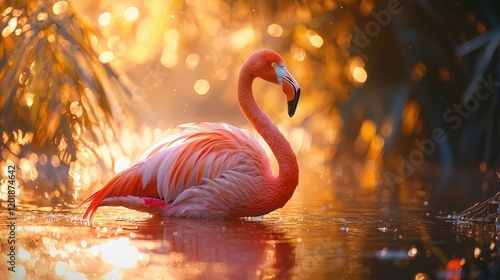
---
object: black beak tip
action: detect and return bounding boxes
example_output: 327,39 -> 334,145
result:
287,88 -> 301,118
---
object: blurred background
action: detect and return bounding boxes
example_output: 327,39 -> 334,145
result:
1,0 -> 499,209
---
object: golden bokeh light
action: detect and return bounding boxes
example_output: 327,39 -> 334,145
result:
52,1 -> 68,15
267,24 -> 283,37
73,172 -> 81,182
411,62 -> 427,81
185,53 -> 200,70
352,67 -> 367,84
160,52 -> 178,68
291,46 -> 306,62
124,6 -> 139,22
194,79 -> 210,95
414,273 -> 431,280
359,119 -> 377,142
306,30 -> 324,48
106,35 -> 120,49
70,101 -> 83,118
2,16 -> 17,37
164,29 -> 179,43
159,29 -> 180,68
99,50 -> 115,63
402,100 -> 421,135
37,12 -> 48,21
51,155 -> 60,167
349,56 -> 365,70
88,33 -> 98,47
24,92 -> 34,107
98,12 -> 112,26
347,56 -> 367,85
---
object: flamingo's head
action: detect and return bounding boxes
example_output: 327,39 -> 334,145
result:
248,49 -> 301,117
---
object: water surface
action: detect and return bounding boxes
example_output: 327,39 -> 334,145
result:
1,166 -> 498,280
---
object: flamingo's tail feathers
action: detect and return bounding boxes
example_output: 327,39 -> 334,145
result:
80,164 -> 159,220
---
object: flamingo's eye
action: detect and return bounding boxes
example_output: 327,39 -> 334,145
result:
271,62 -> 277,68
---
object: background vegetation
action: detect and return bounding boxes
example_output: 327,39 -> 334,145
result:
1,0 -> 499,207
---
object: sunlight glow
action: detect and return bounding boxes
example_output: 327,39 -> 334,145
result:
114,157 -> 129,173
230,26 -> 255,49
98,238 -> 145,269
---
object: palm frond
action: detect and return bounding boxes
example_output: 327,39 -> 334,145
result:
0,0 -> 137,204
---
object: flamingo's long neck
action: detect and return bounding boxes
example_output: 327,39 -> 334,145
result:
237,64 -> 298,197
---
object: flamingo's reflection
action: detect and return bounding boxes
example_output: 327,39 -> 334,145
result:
134,217 -> 295,279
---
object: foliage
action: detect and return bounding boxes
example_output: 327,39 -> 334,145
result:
0,0 -> 135,205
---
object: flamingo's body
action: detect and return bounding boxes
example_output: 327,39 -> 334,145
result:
81,49 -> 301,219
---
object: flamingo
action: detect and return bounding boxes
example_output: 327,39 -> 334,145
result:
81,49 -> 301,219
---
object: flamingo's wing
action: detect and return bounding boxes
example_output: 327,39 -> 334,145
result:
81,122 -> 271,219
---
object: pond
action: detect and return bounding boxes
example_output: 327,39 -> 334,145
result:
1,162 -> 498,280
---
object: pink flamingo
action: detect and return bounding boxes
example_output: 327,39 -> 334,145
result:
81,49 -> 301,219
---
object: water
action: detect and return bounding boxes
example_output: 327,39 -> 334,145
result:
1,166 -> 499,280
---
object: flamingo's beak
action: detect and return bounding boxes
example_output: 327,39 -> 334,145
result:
287,86 -> 300,117
276,67 -> 301,117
